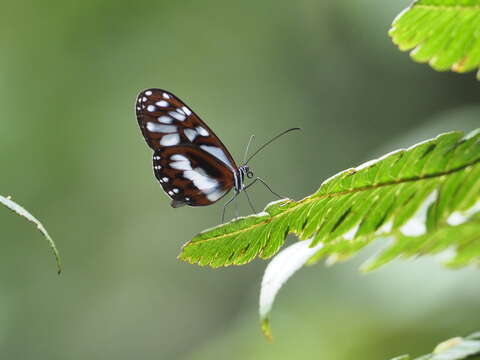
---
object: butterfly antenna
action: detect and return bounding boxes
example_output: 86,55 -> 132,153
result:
243,135 -> 255,164
244,128 -> 301,165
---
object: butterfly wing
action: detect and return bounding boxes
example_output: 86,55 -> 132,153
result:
136,88 -> 237,171
135,88 -> 238,207
153,145 -> 234,207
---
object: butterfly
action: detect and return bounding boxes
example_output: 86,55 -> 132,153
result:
135,88 -> 299,221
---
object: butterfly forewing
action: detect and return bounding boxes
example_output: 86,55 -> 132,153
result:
136,88 -> 238,207
136,89 -> 237,170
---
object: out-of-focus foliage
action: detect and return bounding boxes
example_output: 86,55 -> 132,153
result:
390,0 -> 480,79
180,130 -> 480,270
0,195 -> 61,273
391,331 -> 480,360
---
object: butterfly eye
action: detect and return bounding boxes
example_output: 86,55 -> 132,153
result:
247,171 -> 254,179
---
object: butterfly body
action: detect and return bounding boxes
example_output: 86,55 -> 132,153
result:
136,88 -> 250,208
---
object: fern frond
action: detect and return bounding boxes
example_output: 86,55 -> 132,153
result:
0,195 -> 62,273
179,129 -> 480,270
390,0 -> 480,79
391,331 -> 480,360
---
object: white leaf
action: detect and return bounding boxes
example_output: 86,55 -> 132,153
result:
259,238 -> 323,339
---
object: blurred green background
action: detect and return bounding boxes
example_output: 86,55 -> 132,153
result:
1,0 -> 479,359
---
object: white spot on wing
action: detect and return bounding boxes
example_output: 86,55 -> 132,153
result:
169,111 -> 186,121
162,177 -> 169,182
155,100 -> 169,107
147,105 -> 156,112
171,154 -> 188,161
142,96 -> 147,102
199,145 -> 233,169
173,188 -> 179,194
168,190 -> 174,196
145,90 -> 152,96
206,188 -> 227,201
196,126 -> 209,136
184,168 -> 219,192
182,106 -> 192,116
170,156 -> 192,170
184,128 -> 198,142
158,116 -> 173,124
146,123 -> 177,133
400,190 -> 438,237
160,133 -> 180,146
162,93 -> 171,99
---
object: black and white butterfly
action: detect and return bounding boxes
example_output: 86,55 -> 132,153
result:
135,88 -> 298,221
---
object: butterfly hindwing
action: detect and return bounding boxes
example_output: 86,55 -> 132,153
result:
152,145 -> 234,207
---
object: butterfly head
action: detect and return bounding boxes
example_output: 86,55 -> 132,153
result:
236,165 -> 253,192
246,167 -> 254,179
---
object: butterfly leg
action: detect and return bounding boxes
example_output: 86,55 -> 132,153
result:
235,193 -> 240,219
243,188 -> 256,213
244,178 -> 258,190
222,191 -> 239,223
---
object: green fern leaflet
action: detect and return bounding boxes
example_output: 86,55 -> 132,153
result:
390,0 -> 480,79
179,130 -> 480,270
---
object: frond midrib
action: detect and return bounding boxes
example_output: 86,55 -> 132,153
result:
184,157 -> 480,247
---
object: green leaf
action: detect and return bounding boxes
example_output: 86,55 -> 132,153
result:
179,129 -> 480,270
390,331 -> 480,359
0,195 -> 62,274
390,0 -> 480,79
